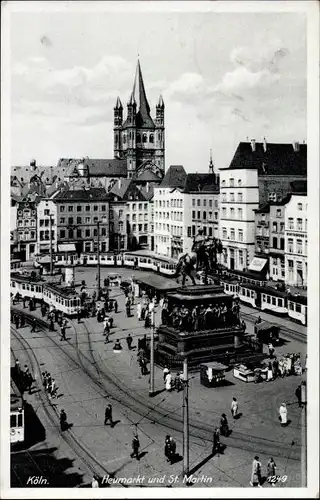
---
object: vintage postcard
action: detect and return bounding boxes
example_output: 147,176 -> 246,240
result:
1,1 -> 319,498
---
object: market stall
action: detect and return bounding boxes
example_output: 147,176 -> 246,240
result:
200,362 -> 228,387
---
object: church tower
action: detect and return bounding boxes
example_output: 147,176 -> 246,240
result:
114,60 -> 165,179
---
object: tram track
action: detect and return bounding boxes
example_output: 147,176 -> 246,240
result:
10,325 -> 127,488
240,311 -> 307,344
11,310 -> 301,463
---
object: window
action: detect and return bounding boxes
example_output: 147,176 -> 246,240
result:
203,211 -> 207,220
197,199 -> 201,207
305,239 -> 308,254
222,207 -> 226,218
230,229 -> 235,240
85,205 -> 90,212
208,211 -> 212,220
119,209 -> 123,219
272,222 -> 277,232
222,228 -> 227,239
60,229 -> 66,238
288,217 -> 294,229
230,193 -> 235,202
85,216 -> 90,223
77,217 -> 81,224
192,199 -> 195,207
60,206 -> 65,213
272,297 -> 277,306
101,227 -> 107,236
144,203 -> 148,210
137,133 -> 141,143
297,218 -> 303,231
278,298 -> 283,307
276,209 -> 281,218
238,208 -> 243,220
44,209 -> 50,216
144,224 -> 148,231
101,205 -> 106,212
68,229 -> 73,238
222,193 -> 227,202
288,238 -> 294,253
93,216 -> 98,223
93,228 -> 97,237
268,192 -> 277,202
280,222 -> 284,233
297,203 -> 303,211
238,193 -> 243,202
297,239 -> 303,254
214,212 -> 218,220
273,237 -> 277,249
77,229 -> 82,238
150,134 -> 154,144
132,214 -> 136,222
238,179 -> 242,187
68,217 -> 74,225
221,180 -> 226,187
192,210 -> 196,219
77,205 -> 82,212
209,200 -> 212,208
138,203 -> 142,210
143,134 -> 147,143
60,217 -> 65,224
197,211 -> 200,219
138,224 -> 142,231
203,199 -> 207,207
68,205 -> 73,212
144,214 -> 148,221
280,238 -> 285,250
132,203 -> 136,211
119,221 -> 124,232
238,229 -> 243,242
230,208 -> 235,218
230,178 -> 234,187
132,224 -> 136,232
93,205 -> 98,212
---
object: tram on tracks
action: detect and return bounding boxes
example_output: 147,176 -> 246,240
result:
288,294 -> 308,326
10,379 -> 24,444
10,273 -> 81,317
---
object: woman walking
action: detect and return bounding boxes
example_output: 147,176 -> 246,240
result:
267,457 -> 277,486
279,402 -> 288,427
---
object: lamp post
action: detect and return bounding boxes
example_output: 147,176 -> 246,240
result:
97,221 -> 101,298
182,356 -> 189,477
301,381 -> 307,487
149,309 -> 155,397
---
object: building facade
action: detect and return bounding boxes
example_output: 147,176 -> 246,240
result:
284,192 -> 308,287
268,201 -> 286,282
219,167 -> 259,271
36,199 -> 57,255
52,187 -> 110,254
16,197 -> 38,260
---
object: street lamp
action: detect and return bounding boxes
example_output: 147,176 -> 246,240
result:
182,356 -> 190,477
96,217 -> 107,299
49,213 -> 54,275
149,309 -> 155,397
301,381 -> 307,487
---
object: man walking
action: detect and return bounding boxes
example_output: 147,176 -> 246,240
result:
231,397 -> 239,419
250,455 -> 262,487
31,318 -> 37,333
295,384 -> 302,408
126,334 -> 133,350
60,324 -> 66,341
60,409 -> 67,431
104,404 -> 114,427
131,434 -> 140,460
212,428 -> 220,456
114,299 -> 118,313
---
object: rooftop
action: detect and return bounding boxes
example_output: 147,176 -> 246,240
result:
224,141 -> 307,176
53,187 -> 111,202
160,165 -> 187,189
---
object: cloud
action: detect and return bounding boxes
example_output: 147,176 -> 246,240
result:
216,66 -> 279,93
40,36 -> 52,47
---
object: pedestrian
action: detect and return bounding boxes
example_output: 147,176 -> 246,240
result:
137,302 -> 142,321
295,384 -> 302,408
104,404 -> 114,427
15,315 -> 19,329
272,358 -> 278,379
49,318 -> 54,332
267,362 -> 273,382
139,357 -> 148,375
220,413 -> 229,437
131,434 -> 140,460
15,359 -> 21,376
114,300 -> 118,313
231,397 -> 238,419
91,475 -> 99,488
103,319 -> 110,336
113,339 -> 122,351
250,455 -> 262,487
163,366 -> 169,382
49,378 -> 56,398
60,325 -> 66,341
174,372 -> 183,392
77,308 -> 81,324
164,435 -> 176,464
126,334 -> 133,350
268,343 -> 275,358
212,428 -> 220,455
31,318 -> 37,333
267,457 -> 277,486
165,371 -> 172,391
60,409 -> 67,431
42,372 -> 48,390
279,402 -> 288,426
27,372 -> 33,394
22,297 -> 26,309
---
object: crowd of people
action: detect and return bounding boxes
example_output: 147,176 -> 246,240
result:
160,299 -> 241,332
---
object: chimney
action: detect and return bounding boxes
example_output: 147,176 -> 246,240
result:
118,178 -> 121,189
146,181 -> 149,192
30,159 -> 36,172
293,141 -> 300,152
263,137 -> 267,153
251,139 -> 256,152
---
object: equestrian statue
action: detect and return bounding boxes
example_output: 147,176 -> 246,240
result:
175,230 -> 223,285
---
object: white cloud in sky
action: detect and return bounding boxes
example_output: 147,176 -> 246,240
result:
9,11 -> 306,171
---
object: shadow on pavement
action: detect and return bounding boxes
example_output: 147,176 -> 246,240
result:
11,446 -> 84,487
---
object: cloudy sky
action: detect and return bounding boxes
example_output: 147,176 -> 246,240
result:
9,4 -> 307,172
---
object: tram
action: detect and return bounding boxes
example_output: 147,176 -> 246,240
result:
288,295 -> 308,326
10,379 -> 24,444
10,273 -> 44,301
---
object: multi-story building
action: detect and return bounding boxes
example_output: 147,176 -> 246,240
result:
268,200 -> 287,282
253,204 -> 270,256
16,196 -> 38,260
219,155 -> 259,271
230,140 -> 307,206
284,181 -> 308,287
36,199 -> 57,255
52,187 -> 110,254
154,165 -> 220,259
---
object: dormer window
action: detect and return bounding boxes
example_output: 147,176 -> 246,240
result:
143,134 -> 147,143
123,135 -> 126,144
137,133 -> 141,142
150,134 -> 154,144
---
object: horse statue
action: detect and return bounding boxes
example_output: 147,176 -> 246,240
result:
191,230 -> 223,274
175,252 -> 197,286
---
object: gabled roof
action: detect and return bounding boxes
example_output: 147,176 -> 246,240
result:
109,178 -> 132,199
254,203 -> 270,214
160,165 -> 187,189
53,187 -> 111,202
225,142 -> 307,176
133,169 -> 161,183
183,173 -> 219,193
57,158 -> 127,177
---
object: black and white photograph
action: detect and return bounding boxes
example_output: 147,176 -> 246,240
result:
1,0 -> 319,497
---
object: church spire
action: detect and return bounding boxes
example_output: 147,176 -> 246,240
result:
209,149 -> 214,173
132,59 -> 151,118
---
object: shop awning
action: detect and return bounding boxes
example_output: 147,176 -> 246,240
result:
58,243 -> 76,252
248,257 -> 268,273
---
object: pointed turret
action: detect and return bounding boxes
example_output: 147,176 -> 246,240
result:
114,96 -> 123,110
131,60 -> 154,128
209,149 -> 214,173
128,92 -> 136,106
157,95 -> 165,109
